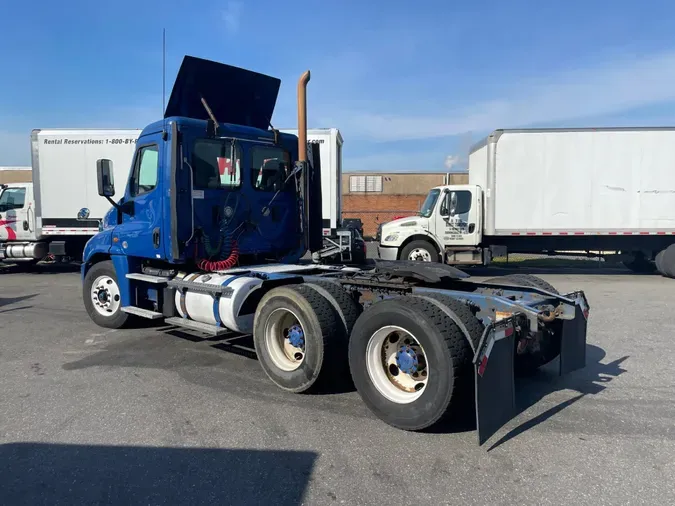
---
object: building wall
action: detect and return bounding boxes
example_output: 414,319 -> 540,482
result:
0,168 -> 32,185
342,172 -> 468,237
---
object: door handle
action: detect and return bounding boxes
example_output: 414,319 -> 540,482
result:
468,223 -> 475,233
153,227 -> 160,248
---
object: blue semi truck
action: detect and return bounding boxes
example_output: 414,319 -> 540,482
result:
80,55 -> 590,445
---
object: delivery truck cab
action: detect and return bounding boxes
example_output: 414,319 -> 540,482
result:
377,184 -> 487,265
0,183 -> 35,242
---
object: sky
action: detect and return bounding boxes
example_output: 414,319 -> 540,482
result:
2,0 -> 675,172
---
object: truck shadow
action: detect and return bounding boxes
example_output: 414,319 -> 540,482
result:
0,442 -> 318,505
424,343 -> 628,440
486,344 -> 628,450
0,293 -> 37,314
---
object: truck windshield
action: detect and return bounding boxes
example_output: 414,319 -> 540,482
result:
419,188 -> 440,218
0,187 -> 26,212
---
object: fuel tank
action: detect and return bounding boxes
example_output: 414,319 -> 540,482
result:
173,272 -> 264,333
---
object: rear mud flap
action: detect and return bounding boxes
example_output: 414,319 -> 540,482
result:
559,294 -> 589,376
473,317 -> 517,446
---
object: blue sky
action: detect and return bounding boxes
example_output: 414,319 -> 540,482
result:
2,0 -> 675,172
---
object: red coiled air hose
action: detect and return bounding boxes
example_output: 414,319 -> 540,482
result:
197,240 -> 239,272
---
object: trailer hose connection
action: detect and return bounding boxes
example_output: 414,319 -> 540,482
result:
198,239 -> 239,272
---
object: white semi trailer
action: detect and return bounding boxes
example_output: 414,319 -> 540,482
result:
377,127 -> 675,273
0,128 -> 141,263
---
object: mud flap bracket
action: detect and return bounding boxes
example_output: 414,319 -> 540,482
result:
473,316 -> 518,446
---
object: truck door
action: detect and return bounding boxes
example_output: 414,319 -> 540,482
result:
435,185 -> 481,247
118,138 -> 165,259
0,185 -> 33,242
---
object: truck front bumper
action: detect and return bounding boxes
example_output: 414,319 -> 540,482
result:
377,244 -> 399,261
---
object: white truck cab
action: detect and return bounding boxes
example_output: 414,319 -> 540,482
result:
0,182 -> 36,242
377,184 -> 486,265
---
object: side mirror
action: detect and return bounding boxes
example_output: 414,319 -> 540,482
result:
97,159 -> 115,197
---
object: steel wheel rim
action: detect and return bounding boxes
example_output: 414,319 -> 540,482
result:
264,308 -> 306,371
408,248 -> 432,262
365,325 -> 429,404
91,275 -> 121,316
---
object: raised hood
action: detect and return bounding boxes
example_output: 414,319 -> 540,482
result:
164,55 -> 281,130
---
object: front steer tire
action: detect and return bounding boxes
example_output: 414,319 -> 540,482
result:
399,240 -> 440,263
348,296 -> 474,431
82,260 -> 132,329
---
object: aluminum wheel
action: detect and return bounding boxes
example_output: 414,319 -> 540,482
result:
264,307 -> 306,372
91,275 -> 121,317
365,325 -> 429,404
408,248 -> 432,262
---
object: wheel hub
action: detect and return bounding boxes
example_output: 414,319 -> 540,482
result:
395,345 -> 419,374
96,288 -> 109,305
287,324 -> 305,348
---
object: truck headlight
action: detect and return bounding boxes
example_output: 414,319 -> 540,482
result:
384,234 -> 399,242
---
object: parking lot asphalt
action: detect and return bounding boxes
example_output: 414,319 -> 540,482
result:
1,261 -> 674,505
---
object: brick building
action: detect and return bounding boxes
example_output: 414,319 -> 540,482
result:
0,167 -> 32,185
342,172 -> 469,238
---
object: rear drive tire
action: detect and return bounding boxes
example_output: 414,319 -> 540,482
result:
82,260 -> 131,329
253,284 -> 341,393
484,273 -> 561,375
303,280 -> 363,388
485,273 -> 559,295
400,240 -> 439,263
348,296 -> 474,431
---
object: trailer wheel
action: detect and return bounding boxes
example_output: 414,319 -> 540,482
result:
253,284 -> 341,393
660,244 -> 675,278
348,296 -> 474,431
484,273 -> 560,375
400,240 -> 439,263
82,260 -> 131,329
655,249 -> 665,275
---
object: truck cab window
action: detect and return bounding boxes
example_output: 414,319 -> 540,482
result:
440,190 -> 472,216
0,187 -> 26,212
130,145 -> 159,197
251,145 -> 291,192
192,139 -> 241,189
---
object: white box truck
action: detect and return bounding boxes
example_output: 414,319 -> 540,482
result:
377,127 -> 675,272
0,128 -> 141,263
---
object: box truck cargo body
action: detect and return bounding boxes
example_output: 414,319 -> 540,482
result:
377,127 -> 675,272
280,127 -> 363,262
280,128 -> 343,235
0,129 -> 141,263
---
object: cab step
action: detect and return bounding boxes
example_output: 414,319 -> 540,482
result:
121,306 -> 164,319
126,273 -> 171,284
164,316 -> 231,336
